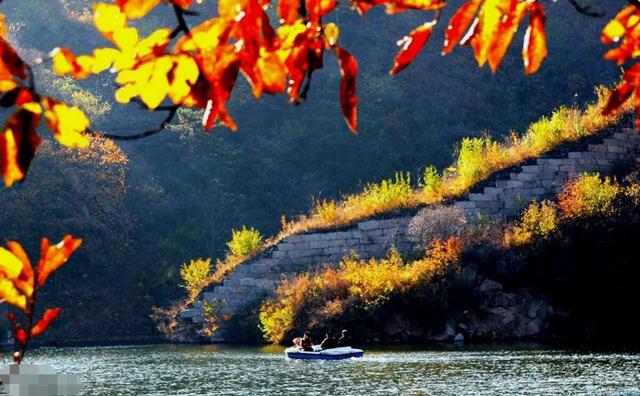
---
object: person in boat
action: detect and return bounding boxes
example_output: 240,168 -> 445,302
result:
337,329 -> 352,347
319,332 -> 338,350
301,331 -> 314,351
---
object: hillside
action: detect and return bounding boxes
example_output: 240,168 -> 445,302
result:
0,0 -> 627,342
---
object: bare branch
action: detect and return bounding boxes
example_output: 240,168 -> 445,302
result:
569,0 -> 605,17
170,4 -> 192,39
86,106 -> 179,141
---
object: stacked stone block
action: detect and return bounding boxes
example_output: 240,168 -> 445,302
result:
454,128 -> 640,221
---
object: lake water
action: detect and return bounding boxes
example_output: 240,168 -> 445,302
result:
1,343 -> 639,395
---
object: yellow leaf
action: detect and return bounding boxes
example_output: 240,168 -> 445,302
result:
135,28 -> 171,58
324,23 -> 340,47
90,48 -> 120,73
21,102 -> 42,115
139,56 -> 172,109
168,55 -> 199,103
0,247 -> 24,278
43,99 -> 91,148
602,20 -> 626,44
0,80 -> 16,92
0,278 -> 26,311
113,26 -> 139,51
115,83 -> 140,104
93,3 -> 127,37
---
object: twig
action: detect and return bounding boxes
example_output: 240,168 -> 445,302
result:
86,106 -> 179,141
569,0 -> 605,17
170,4 -> 192,39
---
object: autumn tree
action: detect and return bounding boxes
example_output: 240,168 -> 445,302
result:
0,0 -> 633,189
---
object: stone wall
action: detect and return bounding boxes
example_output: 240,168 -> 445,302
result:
455,128 -> 640,221
178,125 -> 640,341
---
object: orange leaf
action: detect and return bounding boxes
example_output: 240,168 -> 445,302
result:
36,235 -> 82,288
0,13 -> 7,39
6,241 -> 34,298
487,0 -> 529,73
522,1 -> 547,75
442,0 -> 481,55
50,48 -> 91,80
31,307 -> 61,337
470,0 -> 507,67
256,53 -> 287,95
335,46 -> 358,134
0,109 -> 41,188
116,0 -> 162,19
390,23 -> 433,75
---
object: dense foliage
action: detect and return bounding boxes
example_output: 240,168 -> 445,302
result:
259,238 -> 465,343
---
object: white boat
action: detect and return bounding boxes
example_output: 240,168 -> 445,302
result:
284,346 -> 364,360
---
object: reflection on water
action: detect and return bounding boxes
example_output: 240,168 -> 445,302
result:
0,343 -> 638,395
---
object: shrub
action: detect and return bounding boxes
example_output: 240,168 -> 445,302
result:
227,226 -> 263,257
558,173 -> 621,219
524,107 -> 583,153
180,258 -> 212,294
408,205 -> 469,249
259,237 -> 464,343
505,200 -> 559,246
313,199 -> 340,223
350,172 -> 413,214
421,165 -> 443,197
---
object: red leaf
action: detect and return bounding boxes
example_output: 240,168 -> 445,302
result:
602,81 -> 634,116
390,24 -> 433,75
31,307 -> 61,337
172,0 -> 193,9
0,88 -> 34,108
442,0 -> 481,55
523,1 -> 547,75
0,109 -> 41,187
278,0 -> 300,24
7,312 -> 26,345
0,38 -> 26,81
335,46 -> 358,134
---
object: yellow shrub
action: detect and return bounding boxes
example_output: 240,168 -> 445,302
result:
506,201 -> 559,246
259,238 -> 463,343
313,200 -> 340,223
349,172 -> 413,214
227,226 -> 263,257
180,258 -> 212,294
559,173 -> 621,218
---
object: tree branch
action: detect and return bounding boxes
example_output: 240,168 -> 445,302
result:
170,4 -> 191,39
569,0 -> 605,17
86,106 -> 179,141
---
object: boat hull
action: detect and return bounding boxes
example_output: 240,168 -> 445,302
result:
285,347 -> 364,360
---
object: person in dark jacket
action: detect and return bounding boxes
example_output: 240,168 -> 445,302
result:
319,333 -> 338,350
301,331 -> 314,351
337,329 -> 352,347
